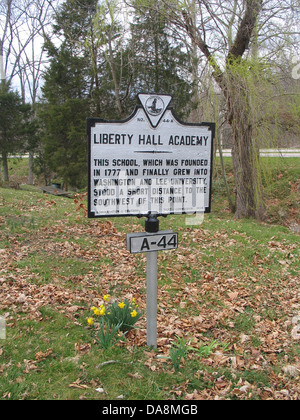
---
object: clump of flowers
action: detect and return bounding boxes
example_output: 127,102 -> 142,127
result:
87,295 -> 143,348
105,297 -> 142,332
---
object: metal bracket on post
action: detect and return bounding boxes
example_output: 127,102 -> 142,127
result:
145,213 -> 159,233
145,214 -> 159,348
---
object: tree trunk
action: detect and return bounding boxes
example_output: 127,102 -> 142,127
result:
219,127 -> 235,213
0,40 -> 4,82
224,67 -> 266,220
107,36 -> 124,118
181,0 -> 265,220
2,151 -> 9,182
28,151 -> 34,185
230,111 -> 266,220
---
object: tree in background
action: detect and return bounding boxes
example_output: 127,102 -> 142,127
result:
3,0 -> 297,218
38,98 -> 88,189
89,0 -> 132,118
37,0 -> 95,189
0,82 -> 32,182
39,43 -> 90,189
38,0 -> 194,188
1,0 -> 60,184
161,0 -> 299,220
128,0 -> 194,119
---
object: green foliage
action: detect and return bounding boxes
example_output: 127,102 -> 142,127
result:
95,318 -> 126,350
52,0 -> 97,47
0,83 -> 33,181
39,98 -> 88,189
169,336 -> 190,371
128,0 -> 194,118
169,337 -> 226,371
37,1 -> 96,188
88,296 -> 143,350
42,46 -> 90,103
197,340 -> 221,357
104,299 -> 143,332
37,0 -> 195,185
90,297 -> 143,333
0,84 -> 31,153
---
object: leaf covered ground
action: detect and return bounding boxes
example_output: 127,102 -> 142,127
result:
0,185 -> 299,400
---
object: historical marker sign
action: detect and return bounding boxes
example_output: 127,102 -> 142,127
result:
87,93 -> 215,348
87,94 -> 215,218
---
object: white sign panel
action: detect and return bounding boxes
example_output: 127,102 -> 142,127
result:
88,94 -> 215,218
127,231 -> 178,254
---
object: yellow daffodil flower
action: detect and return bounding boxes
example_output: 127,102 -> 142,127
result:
87,317 -> 94,326
100,307 -> 105,316
103,294 -> 110,302
118,301 -> 125,309
130,310 -> 137,318
93,308 -> 100,316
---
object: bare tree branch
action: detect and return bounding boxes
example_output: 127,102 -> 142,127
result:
228,0 -> 263,61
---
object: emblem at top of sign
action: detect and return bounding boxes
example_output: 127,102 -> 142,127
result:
146,96 -> 164,116
138,93 -> 172,128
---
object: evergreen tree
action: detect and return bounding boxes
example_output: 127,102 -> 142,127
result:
39,0 -> 96,189
128,0 -> 194,118
39,98 -> 88,189
88,0 -> 134,119
39,0 -> 194,188
0,83 -> 32,182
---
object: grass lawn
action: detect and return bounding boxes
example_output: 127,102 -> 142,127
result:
0,157 -> 299,400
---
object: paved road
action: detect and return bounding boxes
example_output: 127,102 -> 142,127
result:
216,149 -> 300,158
8,149 -> 300,159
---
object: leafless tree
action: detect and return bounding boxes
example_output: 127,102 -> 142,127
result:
1,0 -> 60,183
156,0 -> 299,219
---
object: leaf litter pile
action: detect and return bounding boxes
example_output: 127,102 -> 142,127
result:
0,191 -> 299,400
